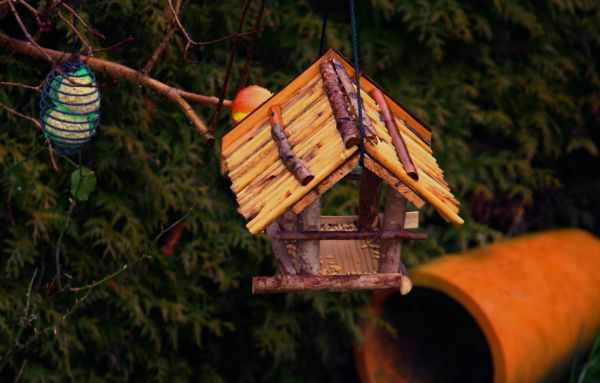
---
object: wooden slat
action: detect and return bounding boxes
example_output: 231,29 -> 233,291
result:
252,273 -> 405,294
229,99 -> 332,195
237,120 -> 342,216
365,140 -> 463,225
292,155 -> 359,214
226,78 -> 325,172
363,156 -> 426,208
247,142 -> 357,233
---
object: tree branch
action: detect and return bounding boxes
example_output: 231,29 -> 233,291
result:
0,33 -> 232,142
0,101 -> 41,129
142,0 -> 184,75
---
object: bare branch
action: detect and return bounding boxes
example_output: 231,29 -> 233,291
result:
0,33 -> 232,142
58,11 -> 91,52
7,0 -> 55,63
239,0 -> 267,90
209,0 -> 253,134
93,35 -> 134,53
0,101 -> 41,129
60,2 -> 106,40
0,81 -> 42,92
142,0 -> 184,74
17,0 -> 39,16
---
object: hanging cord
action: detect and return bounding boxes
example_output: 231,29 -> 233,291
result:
71,0 -> 78,54
318,0 -> 330,57
349,0 -> 365,167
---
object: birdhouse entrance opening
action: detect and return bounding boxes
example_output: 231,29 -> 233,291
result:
252,168 -> 427,294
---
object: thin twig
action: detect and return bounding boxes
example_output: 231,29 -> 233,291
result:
69,202 -> 197,293
58,10 -> 91,52
55,202 -> 75,291
142,0 -> 184,74
46,140 -> 59,172
166,0 -> 264,56
60,2 -> 106,40
24,269 -> 38,321
8,0 -> 55,64
153,202 -> 197,243
209,0 -> 253,134
92,35 -> 134,54
0,101 -> 42,129
0,81 -> 42,92
238,0 -> 267,90
69,255 -> 151,293
17,0 -> 39,15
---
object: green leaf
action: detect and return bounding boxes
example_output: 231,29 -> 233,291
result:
71,167 -> 97,201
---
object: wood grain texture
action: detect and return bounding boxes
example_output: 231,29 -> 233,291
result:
297,199 -> 321,275
331,57 -> 376,140
358,167 -> 382,230
292,155 -> 359,214
320,58 -> 359,148
363,156 -> 425,208
371,88 -> 419,180
378,190 -> 407,273
252,273 -> 405,294
269,105 -> 314,186
266,221 -> 297,275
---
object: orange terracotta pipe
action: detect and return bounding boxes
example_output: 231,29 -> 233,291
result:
355,229 -> 600,383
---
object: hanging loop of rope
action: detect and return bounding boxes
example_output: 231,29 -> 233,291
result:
71,0 -> 78,55
348,0 -> 365,167
318,0 -> 330,57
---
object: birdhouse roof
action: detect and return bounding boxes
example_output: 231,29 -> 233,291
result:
222,49 -> 462,234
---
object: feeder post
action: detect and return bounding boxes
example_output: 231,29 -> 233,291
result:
378,189 -> 408,274
297,199 -> 321,274
266,220 -> 297,275
358,168 -> 381,230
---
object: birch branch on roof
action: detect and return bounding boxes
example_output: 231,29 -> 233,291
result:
269,105 -> 314,186
319,59 -> 360,148
371,88 -> 419,181
331,58 -> 376,141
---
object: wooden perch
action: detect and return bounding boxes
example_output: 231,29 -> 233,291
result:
252,273 -> 405,294
319,59 -> 359,148
273,230 -> 427,241
331,58 -> 376,140
0,32 -> 232,143
370,88 -> 418,180
358,167 -> 381,230
269,105 -> 314,186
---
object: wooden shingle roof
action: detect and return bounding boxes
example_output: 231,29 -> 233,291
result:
222,49 -> 462,234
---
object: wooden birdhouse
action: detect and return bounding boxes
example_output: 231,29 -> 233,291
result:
221,49 -> 463,294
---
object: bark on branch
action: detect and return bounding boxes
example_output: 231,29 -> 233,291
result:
331,58 -> 376,140
371,88 -> 418,180
0,33 -> 232,143
320,59 -> 359,148
269,105 -> 314,186
252,273 -> 405,294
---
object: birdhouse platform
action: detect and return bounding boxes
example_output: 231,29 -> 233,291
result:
221,49 -> 463,294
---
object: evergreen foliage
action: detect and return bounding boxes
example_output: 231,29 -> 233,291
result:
1,0 -> 599,381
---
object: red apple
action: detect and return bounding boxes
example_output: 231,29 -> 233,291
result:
231,85 -> 272,123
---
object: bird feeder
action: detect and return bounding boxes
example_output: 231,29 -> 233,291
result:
221,49 -> 463,294
40,56 -> 100,155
